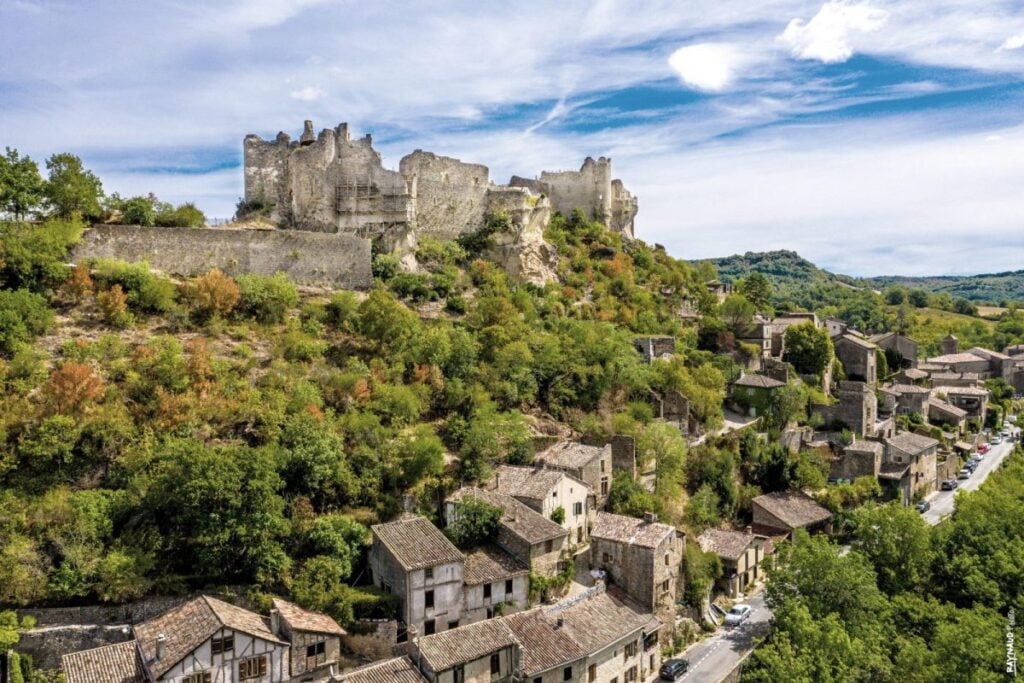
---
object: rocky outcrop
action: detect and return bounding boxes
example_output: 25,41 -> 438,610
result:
484,188 -> 558,286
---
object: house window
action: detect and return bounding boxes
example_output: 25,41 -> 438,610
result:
661,579 -> 670,593
589,663 -> 597,681
448,619 -> 460,630
552,490 -> 557,498
601,477 -> 608,495
664,554 -> 670,565
211,634 -> 234,655
603,552 -> 612,563
545,540 -> 554,553
425,589 -> 434,609
505,579 -> 513,595
577,527 -> 584,543
625,640 -> 638,659
453,665 -> 465,683
486,607 -> 495,619
424,619 -> 436,635
573,502 -> 583,516
563,666 -> 573,681
490,653 -> 501,675
601,460 -> 606,473
425,567 -> 433,580
534,678 -> 542,683
306,641 -> 326,667
484,583 -> 492,599
182,674 -> 211,683
239,656 -> 267,680
626,665 -> 638,682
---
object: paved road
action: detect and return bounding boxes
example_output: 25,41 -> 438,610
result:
676,593 -> 770,682
922,430 -> 1018,525
675,428 -> 1019,682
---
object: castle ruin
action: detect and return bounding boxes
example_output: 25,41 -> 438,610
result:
242,120 -> 638,242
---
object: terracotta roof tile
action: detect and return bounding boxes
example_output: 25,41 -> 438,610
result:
697,528 -> 755,562
752,490 -> 832,530
504,609 -> 586,675
463,545 -> 528,585
272,598 -> 345,636
492,465 -> 566,501
416,618 -> 519,672
886,431 -> 939,455
591,511 -> 677,549
371,515 -> 464,571
448,487 -> 566,546
536,441 -> 609,471
337,656 -> 426,683
544,587 -> 658,655
733,374 -> 785,389
61,641 -> 145,683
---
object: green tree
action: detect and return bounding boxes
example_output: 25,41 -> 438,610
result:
446,498 -> 502,549
608,471 -> 661,519
0,610 -> 36,650
850,502 -> 932,594
95,548 -> 154,602
684,483 -> 720,531
737,271 -> 773,310
907,289 -> 930,308
44,153 -> 103,219
784,322 -> 833,375
720,293 -> 755,333
0,289 -> 53,356
121,195 -> 156,226
0,147 -> 45,219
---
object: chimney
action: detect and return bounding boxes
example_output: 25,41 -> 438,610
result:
156,634 -> 166,660
270,607 -> 281,636
643,511 -> 658,524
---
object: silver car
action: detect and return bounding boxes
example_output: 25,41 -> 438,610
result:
724,604 -> 752,626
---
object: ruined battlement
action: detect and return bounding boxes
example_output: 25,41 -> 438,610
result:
242,120 -> 638,240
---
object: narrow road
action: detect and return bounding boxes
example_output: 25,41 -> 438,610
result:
675,427 -> 1018,682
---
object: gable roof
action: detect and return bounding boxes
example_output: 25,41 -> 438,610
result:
886,431 -> 939,455
61,641 -> 145,683
900,368 -> 929,380
938,385 -> 990,397
591,511 -> 677,549
448,487 -> 567,546
371,515 -> 464,571
545,587 -> 659,655
888,383 -> 931,395
416,618 -> 520,672
133,595 -> 286,678
928,352 -> 989,365
929,398 -> 967,420
836,333 -> 876,350
697,528 -> 755,562
878,462 -> 911,480
503,609 -> 587,675
733,373 -> 785,389
272,598 -> 345,636
463,545 -> 528,585
967,347 -> 1010,361
845,439 -> 883,457
336,656 -> 426,683
492,465 -> 567,501
752,490 -> 832,530
536,441 -> 609,471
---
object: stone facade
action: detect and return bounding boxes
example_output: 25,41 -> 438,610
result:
834,334 -> 878,385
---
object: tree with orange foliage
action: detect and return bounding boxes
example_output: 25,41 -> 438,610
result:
63,264 -> 94,302
43,362 -> 105,415
187,268 -> 240,321
97,284 -> 132,328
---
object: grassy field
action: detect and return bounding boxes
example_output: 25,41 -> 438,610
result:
978,305 -> 1008,319
892,306 -> 997,356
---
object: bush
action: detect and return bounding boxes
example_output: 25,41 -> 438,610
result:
97,285 -> 133,328
155,202 -> 205,228
0,219 -> 84,292
446,498 -> 502,549
186,268 -> 240,321
236,273 -> 298,323
91,260 -> 177,314
0,289 -> 53,355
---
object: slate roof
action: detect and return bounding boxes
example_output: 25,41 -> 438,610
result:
545,587 -> 658,655
272,597 -> 345,636
536,441 -> 608,471
967,347 -> 1011,361
900,368 -> 929,380
697,528 -> 755,562
733,373 -> 785,389
929,398 -> 967,420
503,609 -> 587,675
371,515 -> 464,571
752,490 -> 832,530
463,545 -> 528,585
133,595 -> 286,678
336,656 -> 426,683
448,487 -> 567,546
591,511 -> 677,549
886,431 -> 939,455
493,465 -> 567,501
61,641 -> 145,683
416,618 -> 520,672
845,440 -> 883,456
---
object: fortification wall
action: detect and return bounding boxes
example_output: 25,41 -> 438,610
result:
72,225 -> 373,289
539,157 -> 613,223
400,150 -> 490,239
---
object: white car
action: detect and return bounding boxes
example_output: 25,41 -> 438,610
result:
724,604 -> 752,626
992,436 -> 1003,445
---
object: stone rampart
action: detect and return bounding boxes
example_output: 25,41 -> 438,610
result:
71,225 -> 373,289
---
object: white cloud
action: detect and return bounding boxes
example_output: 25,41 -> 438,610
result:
290,86 -> 325,102
999,34 -> 1024,51
668,43 -> 746,92
780,1 -> 888,64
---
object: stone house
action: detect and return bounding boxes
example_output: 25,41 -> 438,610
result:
929,371 -> 982,388
896,367 -> 929,384
770,313 -> 820,358
706,279 -> 730,303
751,491 -> 833,540
870,332 -> 919,369
696,528 -> 773,599
830,439 -> 883,482
446,487 -> 568,578
412,618 -> 521,683
633,336 -> 675,364
369,515 -> 467,638
535,441 -> 613,509
737,315 -> 775,359
926,352 -> 990,377
462,546 -> 529,624
833,334 -> 878,386
928,398 -> 968,433
884,431 -> 939,501
817,381 -> 879,438
730,373 -> 786,418
589,512 -> 684,628
966,347 -> 1015,380
61,595 -> 344,683
647,388 -> 695,436
826,318 -> 849,338
492,466 -> 593,548
881,383 -> 931,417
935,385 -> 989,424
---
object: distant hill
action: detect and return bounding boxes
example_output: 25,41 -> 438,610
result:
694,250 -> 1024,305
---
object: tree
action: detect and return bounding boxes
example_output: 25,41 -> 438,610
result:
0,288 -> 53,355
0,610 -> 36,651
0,147 -> 45,219
907,289 -> 930,308
95,548 -> 153,602
121,195 -> 156,226
737,271 -> 773,310
685,483 -> 721,531
187,268 -> 240,321
884,287 -> 906,305
719,294 -> 755,333
446,498 -> 502,549
44,153 -> 103,219
608,471 -> 661,518
850,502 -> 932,594
784,322 -> 833,375
43,362 -> 105,415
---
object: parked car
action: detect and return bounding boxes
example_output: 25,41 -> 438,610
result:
915,500 -> 931,513
957,468 -> 971,480
992,436 -> 1003,445
941,479 -> 958,491
724,604 -> 752,626
1001,428 -> 1011,437
978,444 -> 989,454
660,658 -> 690,681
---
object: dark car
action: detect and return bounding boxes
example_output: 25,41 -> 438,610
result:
660,658 -> 689,681
941,479 -> 958,491
915,500 -> 931,513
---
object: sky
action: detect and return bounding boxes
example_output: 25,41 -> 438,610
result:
2,0 -> 1023,277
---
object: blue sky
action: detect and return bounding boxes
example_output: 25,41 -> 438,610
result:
2,0 -> 1023,276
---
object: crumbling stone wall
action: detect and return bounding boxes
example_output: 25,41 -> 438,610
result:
399,151 -> 490,240
72,225 -> 373,289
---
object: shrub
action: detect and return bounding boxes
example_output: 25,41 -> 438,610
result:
371,253 -> 400,281
0,218 -> 83,292
186,268 -> 240,320
43,362 -> 105,415
91,260 -> 177,314
0,289 -> 53,355
121,196 -> 155,226
236,273 -> 298,323
446,498 -> 502,549
97,285 -> 133,328
63,264 -> 94,302
155,202 -> 205,228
